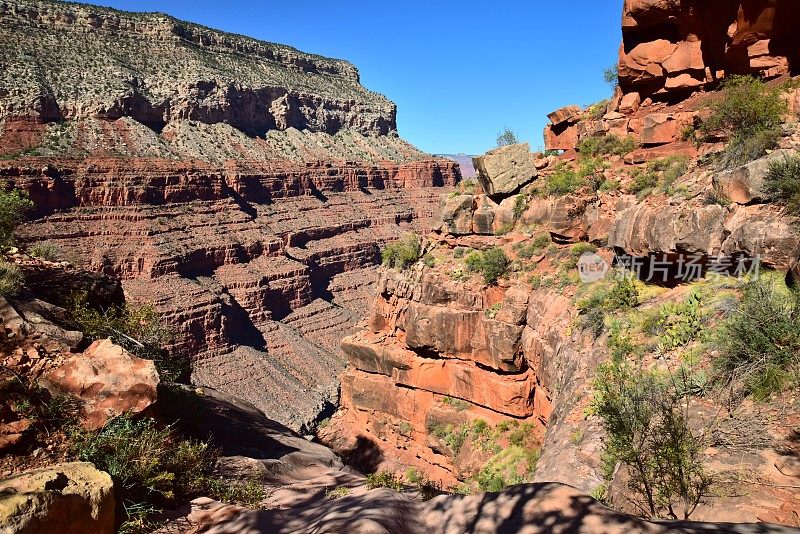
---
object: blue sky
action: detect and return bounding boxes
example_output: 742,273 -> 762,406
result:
84,0 -> 624,155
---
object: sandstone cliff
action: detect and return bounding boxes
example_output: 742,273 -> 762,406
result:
0,0 -> 460,432
618,0 -> 799,99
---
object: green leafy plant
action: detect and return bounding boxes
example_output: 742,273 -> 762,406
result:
603,65 -> 619,89
578,134 -> 637,158
764,153 -> 800,213
365,471 -> 403,491
70,415 -> 263,530
716,274 -> 800,400
29,241 -> 62,261
653,292 -> 705,350
513,194 -> 527,221
577,277 -> 639,337
465,247 -> 509,285
590,363 -> 712,520
701,76 -> 787,168
381,233 -> 422,270
496,127 -> 519,147
69,295 -> 182,382
0,261 -> 24,297
0,187 -> 34,247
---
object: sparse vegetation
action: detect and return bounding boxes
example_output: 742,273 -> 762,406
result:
71,415 -> 264,531
325,486 -> 350,500
603,65 -> 619,89
591,363 -> 712,520
465,247 -> 509,285
29,241 -> 62,261
69,295 -> 182,381
701,76 -> 787,168
716,274 -> 800,400
0,187 -> 34,247
764,153 -> 800,213
0,261 -> 24,297
513,233 -> 551,259
513,194 -> 527,221
365,471 -> 403,491
381,233 -> 422,270
578,134 -> 636,158
496,127 -> 519,147
577,277 -> 639,338
628,156 -> 690,197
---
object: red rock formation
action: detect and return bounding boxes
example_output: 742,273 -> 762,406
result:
0,0 -> 462,431
619,0 -> 800,99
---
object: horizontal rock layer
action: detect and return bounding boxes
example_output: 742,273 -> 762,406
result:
0,0 -> 395,135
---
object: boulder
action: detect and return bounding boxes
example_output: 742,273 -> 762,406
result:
544,124 -> 579,151
619,92 -> 641,114
435,194 -> 474,235
547,105 -> 582,126
472,143 -> 539,199
0,462 -> 115,534
40,339 -> 159,429
639,113 -> 694,146
472,195 -> 498,235
712,149 -> 793,204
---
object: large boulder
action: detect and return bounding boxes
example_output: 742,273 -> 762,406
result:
712,149 -> 793,204
40,339 -> 159,429
435,194 -> 474,235
473,143 -> 539,199
0,462 -> 115,534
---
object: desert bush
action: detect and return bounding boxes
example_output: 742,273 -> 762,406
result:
603,65 -> 619,88
496,127 -> 519,147
513,194 -> 527,221
578,278 -> 639,338
652,292 -> 705,350
590,363 -> 712,520
716,274 -> 800,400
701,76 -> 786,168
764,153 -> 800,213
514,234 -> 550,260
544,165 -> 585,196
465,247 -> 509,285
71,415 -> 262,530
0,261 -> 23,297
629,156 -> 690,196
69,296 -> 182,381
365,470 -> 403,491
578,134 -> 637,158
0,187 -> 34,247
29,241 -> 61,261
381,233 -> 421,270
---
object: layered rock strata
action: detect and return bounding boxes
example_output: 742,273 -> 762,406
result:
0,0 -> 460,431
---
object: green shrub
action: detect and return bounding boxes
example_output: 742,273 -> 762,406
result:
0,187 -> 34,247
381,233 -> 421,270
578,134 -> 637,158
29,241 -> 61,261
701,76 -> 787,168
603,65 -> 619,88
513,195 -> 527,221
69,296 -> 181,382
629,169 -> 659,195
599,179 -> 621,192
629,156 -> 689,196
652,292 -> 705,350
465,247 -> 509,285
716,274 -> 800,400
514,234 -> 550,260
590,363 -> 712,519
544,165 -> 585,196
578,278 -> 639,338
571,242 -> 597,257
0,261 -> 24,297
496,127 -> 519,147
325,486 -> 350,500
366,471 -> 403,491
494,223 -> 514,236
764,153 -> 800,213
70,415 -> 263,529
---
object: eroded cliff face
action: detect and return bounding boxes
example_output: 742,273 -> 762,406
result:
619,0 -> 800,99
0,0 -> 460,432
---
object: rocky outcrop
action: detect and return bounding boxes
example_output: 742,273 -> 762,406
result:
0,462 -> 115,534
321,266 -> 558,484
40,339 -> 159,429
473,143 -> 539,198
619,0 -> 800,99
0,0 -> 461,431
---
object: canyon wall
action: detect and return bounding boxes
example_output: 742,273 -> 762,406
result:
0,0 -> 460,432
618,0 -> 800,99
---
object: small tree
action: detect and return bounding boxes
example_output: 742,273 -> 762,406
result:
701,76 -> 787,168
496,127 -> 519,147
591,363 -> 712,520
603,65 -> 619,89
465,247 -> 509,285
381,233 -> 421,270
0,187 -> 34,247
